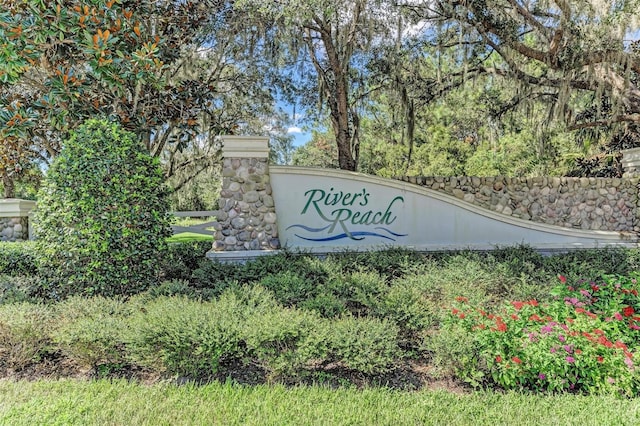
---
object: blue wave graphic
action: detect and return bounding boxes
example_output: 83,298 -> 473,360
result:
286,224 -> 332,233
375,227 -> 408,237
295,231 -> 396,242
288,223 -> 407,242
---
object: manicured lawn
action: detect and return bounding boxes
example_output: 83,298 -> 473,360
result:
167,232 -> 214,243
1,379 -> 639,425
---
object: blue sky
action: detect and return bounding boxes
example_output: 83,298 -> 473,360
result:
287,125 -> 312,147
280,100 -> 313,147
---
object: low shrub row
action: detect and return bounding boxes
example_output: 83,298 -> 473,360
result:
0,240 -> 211,302
0,288 -> 399,383
3,244 -> 640,392
3,243 -> 639,305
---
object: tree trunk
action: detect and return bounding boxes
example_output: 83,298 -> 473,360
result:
2,173 -> 15,198
310,17 -> 359,172
332,116 -> 357,171
331,63 -> 357,171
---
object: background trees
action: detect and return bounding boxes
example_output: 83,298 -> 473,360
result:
0,0 -> 285,200
237,0 -> 403,171
2,0 -> 640,204
398,0 -> 640,175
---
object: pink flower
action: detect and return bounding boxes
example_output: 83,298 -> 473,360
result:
614,312 -> 623,321
541,325 -> 553,334
566,356 -> 575,363
558,275 -> 567,284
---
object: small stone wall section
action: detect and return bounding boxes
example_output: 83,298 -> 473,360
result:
0,216 -> 29,242
397,176 -> 640,232
212,157 -> 280,251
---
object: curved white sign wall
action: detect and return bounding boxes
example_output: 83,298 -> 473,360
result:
270,166 -> 637,252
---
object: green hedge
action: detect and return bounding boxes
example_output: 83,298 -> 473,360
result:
0,289 -> 401,382
0,242 -> 38,276
34,119 -> 172,298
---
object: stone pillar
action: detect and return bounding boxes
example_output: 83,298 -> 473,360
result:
207,136 -> 280,262
621,148 -> 640,235
0,199 -> 36,242
622,148 -> 640,177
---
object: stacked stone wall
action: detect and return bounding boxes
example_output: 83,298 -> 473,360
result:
212,157 -> 280,251
397,176 -> 640,232
0,217 -> 29,242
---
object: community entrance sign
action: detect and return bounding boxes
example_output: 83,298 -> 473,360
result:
270,167 -> 636,253
207,136 -> 639,261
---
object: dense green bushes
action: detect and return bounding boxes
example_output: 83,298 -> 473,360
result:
0,242 -> 39,304
0,289 -> 399,382
0,302 -> 53,371
34,119 -> 172,297
160,240 -> 212,281
443,273 -> 640,395
2,244 -> 640,391
0,242 -> 38,276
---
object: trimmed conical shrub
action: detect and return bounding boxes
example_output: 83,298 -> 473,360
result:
35,119 -> 172,297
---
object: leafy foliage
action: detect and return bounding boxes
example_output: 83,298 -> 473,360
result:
0,302 -> 53,371
0,0 -> 282,197
34,119 -> 172,298
445,273 -> 640,395
0,242 -> 38,276
52,296 -> 133,373
412,1 -> 640,172
160,241 -> 212,282
0,275 -> 39,305
126,293 -> 253,378
3,245 -> 640,391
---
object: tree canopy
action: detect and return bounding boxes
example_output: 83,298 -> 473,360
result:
408,0 -> 640,136
3,0 -> 640,193
0,0 -> 282,197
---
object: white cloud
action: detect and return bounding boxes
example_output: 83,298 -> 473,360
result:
287,126 -> 303,134
403,20 -> 430,38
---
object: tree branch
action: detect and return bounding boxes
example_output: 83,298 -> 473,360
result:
568,114 -> 640,131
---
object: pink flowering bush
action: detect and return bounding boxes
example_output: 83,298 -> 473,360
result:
445,273 -> 640,395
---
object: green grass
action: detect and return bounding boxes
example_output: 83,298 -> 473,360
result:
168,216 -> 215,242
1,379 -> 639,426
167,232 -> 213,243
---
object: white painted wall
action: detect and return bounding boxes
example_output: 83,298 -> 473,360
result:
270,167 -> 638,252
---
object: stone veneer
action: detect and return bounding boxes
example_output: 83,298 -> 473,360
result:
0,199 -> 36,242
396,175 -> 640,232
0,217 -> 29,242
211,136 -> 280,252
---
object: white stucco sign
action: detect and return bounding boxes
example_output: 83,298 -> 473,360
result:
270,166 -> 637,253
